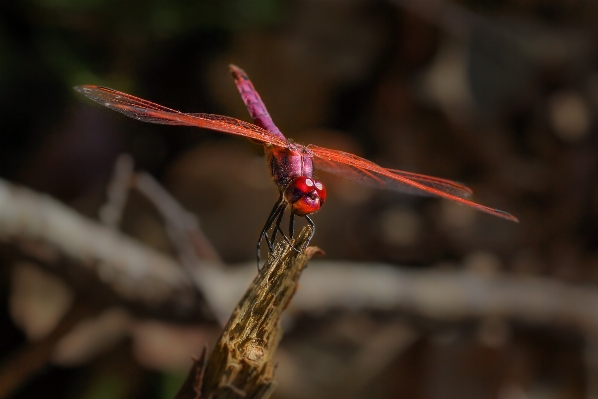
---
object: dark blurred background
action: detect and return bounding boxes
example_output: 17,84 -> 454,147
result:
1,0 -> 598,398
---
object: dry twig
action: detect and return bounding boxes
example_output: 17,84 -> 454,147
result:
194,227 -> 321,399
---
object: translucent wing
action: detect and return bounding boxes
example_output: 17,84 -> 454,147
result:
308,144 -> 518,222
74,85 -> 289,148
383,168 -> 473,198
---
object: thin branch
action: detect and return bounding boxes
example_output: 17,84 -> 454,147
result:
0,178 -> 200,316
100,154 -> 221,266
133,172 -> 222,265
98,154 -> 135,228
132,171 -> 224,323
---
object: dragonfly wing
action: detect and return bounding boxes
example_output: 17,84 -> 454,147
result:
308,144 -> 518,222
385,169 -> 473,198
309,148 -> 472,198
74,85 -> 288,147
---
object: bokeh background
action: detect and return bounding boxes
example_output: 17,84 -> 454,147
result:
1,0 -> 598,398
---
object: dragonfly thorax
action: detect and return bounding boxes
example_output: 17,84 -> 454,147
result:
284,176 -> 327,216
267,144 -> 314,189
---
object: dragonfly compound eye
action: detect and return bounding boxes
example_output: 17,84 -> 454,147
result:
284,176 -> 327,216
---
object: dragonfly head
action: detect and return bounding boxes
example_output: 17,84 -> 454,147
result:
284,176 -> 327,216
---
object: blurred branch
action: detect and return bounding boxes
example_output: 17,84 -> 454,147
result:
101,154 -> 221,265
132,171 -> 222,264
98,154 -> 135,228
0,178 -> 200,317
207,261 -> 598,336
2,177 -> 598,336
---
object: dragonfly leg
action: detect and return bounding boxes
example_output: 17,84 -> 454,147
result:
275,211 -> 300,253
270,206 -> 298,252
304,215 -> 316,246
270,205 -> 286,245
257,196 -> 285,269
257,198 -> 311,269
289,213 -> 295,239
284,213 -> 301,254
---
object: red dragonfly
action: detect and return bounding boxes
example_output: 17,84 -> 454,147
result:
75,65 -> 518,266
